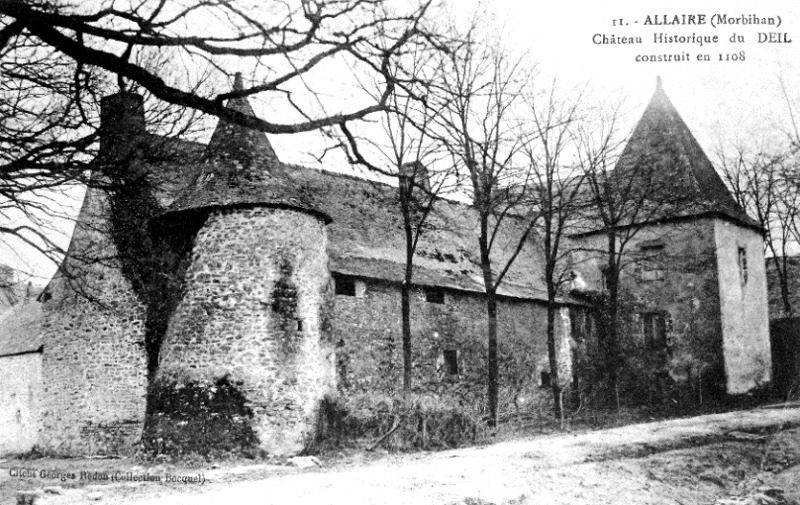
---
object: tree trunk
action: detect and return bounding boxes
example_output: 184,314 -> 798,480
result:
605,231 -> 620,409
401,278 -> 412,390
546,298 -> 563,423
400,187 -> 415,390
486,288 -> 499,427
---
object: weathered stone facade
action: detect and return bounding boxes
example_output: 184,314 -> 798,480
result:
154,207 -> 335,454
713,220 -> 771,393
570,218 -> 765,401
38,188 -> 148,456
566,80 -> 772,401
333,279 -> 575,414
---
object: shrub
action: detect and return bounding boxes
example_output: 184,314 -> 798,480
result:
308,392 -> 482,453
142,376 -> 260,460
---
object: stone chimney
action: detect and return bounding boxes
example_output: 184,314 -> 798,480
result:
99,91 -> 146,163
399,161 -> 431,194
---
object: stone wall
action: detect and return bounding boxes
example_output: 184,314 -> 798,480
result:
0,352 -> 41,455
38,188 -> 148,456
153,207 -> 335,456
571,219 -> 728,403
332,279 -> 574,417
713,220 -> 772,393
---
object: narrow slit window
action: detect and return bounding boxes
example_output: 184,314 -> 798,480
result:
738,247 -> 748,284
443,349 -> 458,375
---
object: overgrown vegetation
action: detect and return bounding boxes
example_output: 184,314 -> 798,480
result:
142,376 -> 260,460
307,393 -> 482,453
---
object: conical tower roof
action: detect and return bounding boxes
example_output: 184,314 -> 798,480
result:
615,78 -> 760,230
160,73 -> 330,223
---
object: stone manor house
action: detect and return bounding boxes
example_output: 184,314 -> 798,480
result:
0,78 -> 772,456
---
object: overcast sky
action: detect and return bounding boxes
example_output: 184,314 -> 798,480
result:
3,0 -> 800,282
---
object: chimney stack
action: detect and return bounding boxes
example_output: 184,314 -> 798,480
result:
399,161 -> 431,194
99,91 -> 146,163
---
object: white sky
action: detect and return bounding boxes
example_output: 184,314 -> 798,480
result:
3,0 -> 800,281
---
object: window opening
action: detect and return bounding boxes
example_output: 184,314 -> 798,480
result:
443,349 -> 458,375
425,286 -> 445,304
335,277 -> 356,296
642,312 -> 668,351
738,247 -> 748,284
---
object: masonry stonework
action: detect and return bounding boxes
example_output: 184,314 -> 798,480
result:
333,280 -> 573,415
571,219 -> 729,402
38,188 -> 148,456
713,221 -> 772,393
154,207 -> 335,455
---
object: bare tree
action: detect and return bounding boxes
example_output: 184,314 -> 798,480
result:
0,25 -> 198,275
423,20 -> 541,425
716,140 -> 795,317
573,102 -> 684,407
334,43 -> 455,389
0,0 -> 432,135
520,81 -> 583,422
0,0 -> 433,275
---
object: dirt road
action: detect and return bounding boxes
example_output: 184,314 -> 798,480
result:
5,405 -> 800,505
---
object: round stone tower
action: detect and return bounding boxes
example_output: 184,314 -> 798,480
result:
149,74 -> 335,456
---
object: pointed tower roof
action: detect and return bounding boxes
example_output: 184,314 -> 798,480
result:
204,72 -> 280,169
159,73 -> 330,223
614,78 -> 760,230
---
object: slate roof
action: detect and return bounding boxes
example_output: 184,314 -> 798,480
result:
280,164 -> 564,302
161,74 -> 330,223
0,301 -> 42,357
613,78 -> 760,231
139,81 -> 560,302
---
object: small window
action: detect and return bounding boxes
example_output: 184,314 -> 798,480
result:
443,349 -> 458,375
642,312 -> 667,351
738,247 -> 748,284
638,239 -> 665,253
641,268 -> 665,282
296,319 -> 303,332
540,371 -> 551,388
335,277 -> 356,296
425,286 -> 445,304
